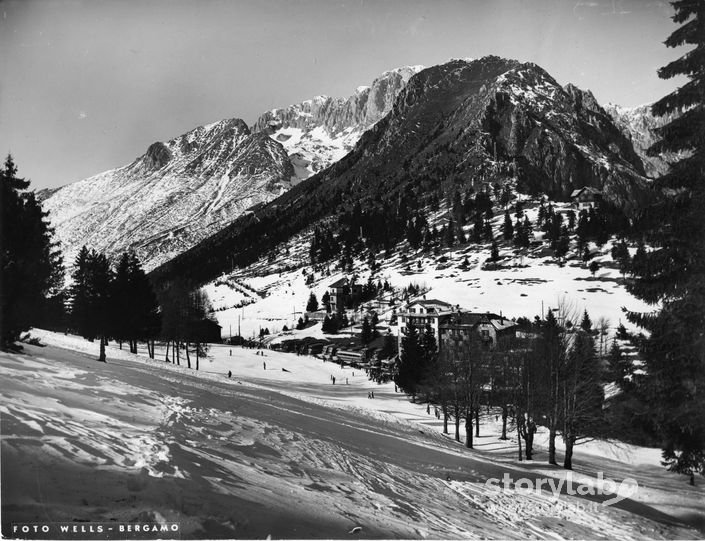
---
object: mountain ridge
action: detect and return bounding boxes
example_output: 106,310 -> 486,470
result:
42,68 -> 418,271
151,56 -> 651,287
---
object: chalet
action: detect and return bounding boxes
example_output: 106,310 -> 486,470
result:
439,312 -> 517,350
395,299 -> 456,349
328,277 -> 363,313
570,187 -> 602,210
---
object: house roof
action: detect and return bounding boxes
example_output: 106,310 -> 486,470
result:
411,299 -> 453,308
491,318 -> 518,331
570,186 -> 602,198
329,277 -> 348,288
440,312 -> 514,329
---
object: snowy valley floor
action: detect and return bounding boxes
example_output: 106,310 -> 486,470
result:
1,330 -> 704,540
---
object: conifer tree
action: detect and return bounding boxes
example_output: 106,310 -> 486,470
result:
396,322 -> 422,400
70,249 -> 113,361
360,316 -> 372,345
1,155 -> 64,346
126,253 -> 161,356
111,253 -> 133,349
625,1 -> 705,484
580,309 -> 592,333
306,291 -> 319,312
490,241 -> 500,262
502,210 -> 514,240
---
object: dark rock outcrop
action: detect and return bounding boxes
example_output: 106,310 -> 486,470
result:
144,142 -> 172,171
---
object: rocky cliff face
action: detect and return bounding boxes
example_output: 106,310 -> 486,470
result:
603,103 -> 675,178
252,66 -> 423,180
43,118 -> 293,272
318,56 -> 650,213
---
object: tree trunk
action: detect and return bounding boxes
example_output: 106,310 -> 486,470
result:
465,412 -> 473,448
454,406 -> 460,442
500,404 -> 508,440
165,340 -> 170,362
442,405 -> 449,434
517,421 -> 523,461
525,432 -> 533,461
119,340 -> 123,350
196,342 -> 199,371
564,437 -> 574,470
98,335 -> 106,363
475,407 -> 480,437
186,341 -> 191,369
548,426 -> 558,465
176,340 -> 180,366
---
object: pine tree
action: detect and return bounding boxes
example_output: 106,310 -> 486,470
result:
126,252 -> 161,356
321,290 -> 331,312
306,291 -> 319,312
611,239 -> 631,277
502,210 -> 514,240
110,253 -> 133,349
396,322 -> 422,400
69,246 -> 93,339
360,317 -> 372,345
488,241 -> 499,262
624,1 -> 705,485
1,155 -> 64,346
70,249 -> 112,361
580,309 -> 592,333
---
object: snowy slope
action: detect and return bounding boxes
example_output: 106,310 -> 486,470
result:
3,332 -> 702,539
43,119 -> 293,271
206,199 -> 651,342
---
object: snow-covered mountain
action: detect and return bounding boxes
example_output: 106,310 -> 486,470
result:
153,56 -> 653,287
603,103 -> 674,178
43,67 -> 421,272
43,119 -> 294,271
252,66 -> 423,181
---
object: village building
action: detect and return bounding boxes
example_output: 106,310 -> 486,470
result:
438,312 -> 517,351
396,299 -> 517,352
570,187 -> 602,210
328,277 -> 363,313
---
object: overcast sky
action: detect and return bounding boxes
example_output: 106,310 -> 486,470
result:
0,0 -> 683,190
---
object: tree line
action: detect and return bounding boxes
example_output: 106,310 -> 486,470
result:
394,308 -> 606,470
70,246 -> 218,367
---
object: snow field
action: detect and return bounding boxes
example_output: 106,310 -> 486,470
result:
7,329 -> 705,538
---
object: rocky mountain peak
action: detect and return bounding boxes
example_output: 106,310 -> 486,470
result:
250,65 -> 423,181
143,142 -> 172,171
